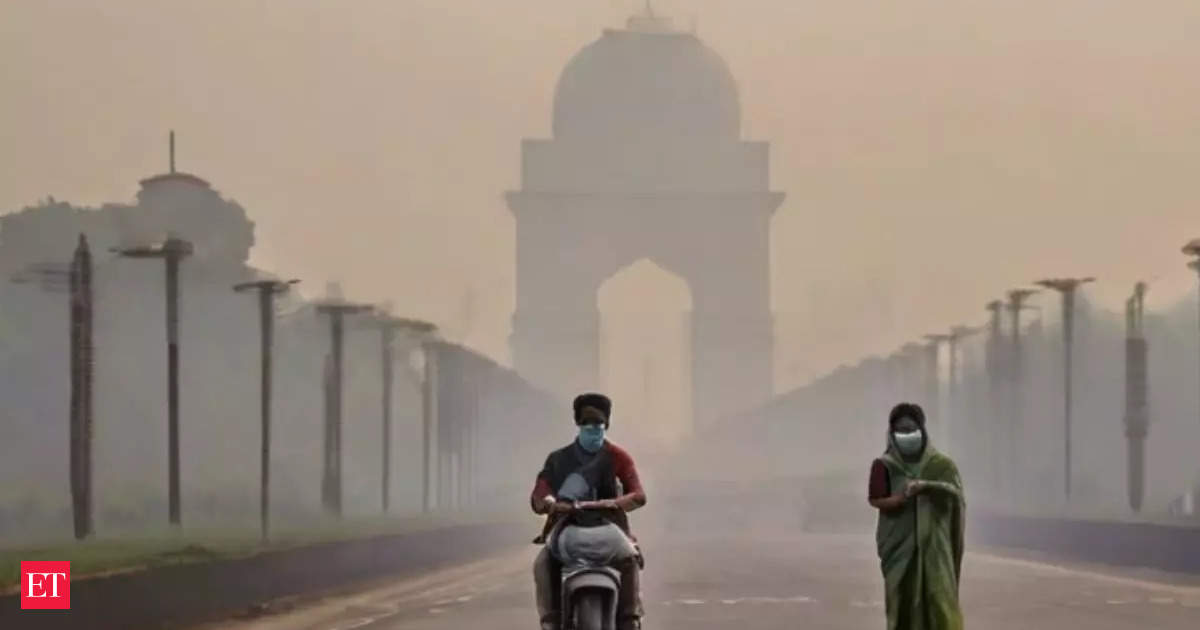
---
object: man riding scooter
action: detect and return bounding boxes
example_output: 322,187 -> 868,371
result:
531,393 -> 647,630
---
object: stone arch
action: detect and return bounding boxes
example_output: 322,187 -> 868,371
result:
506,16 -> 784,429
507,192 -> 780,428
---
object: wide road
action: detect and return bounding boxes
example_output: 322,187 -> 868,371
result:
202,526 -> 1200,630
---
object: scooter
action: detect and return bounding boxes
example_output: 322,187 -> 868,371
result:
550,501 -> 636,630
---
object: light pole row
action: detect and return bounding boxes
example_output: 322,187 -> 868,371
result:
907,279 -> 1091,506
102,234 -> 440,539
299,297 -> 437,526
850,238 -> 1200,514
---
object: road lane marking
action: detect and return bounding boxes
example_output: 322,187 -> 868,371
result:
663,595 -> 818,607
327,619 -> 376,630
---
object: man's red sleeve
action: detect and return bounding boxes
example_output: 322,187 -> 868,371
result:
531,453 -> 554,514
608,444 -> 646,504
531,475 -> 552,514
868,459 -> 890,500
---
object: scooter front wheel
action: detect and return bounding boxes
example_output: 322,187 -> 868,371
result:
573,590 -> 605,630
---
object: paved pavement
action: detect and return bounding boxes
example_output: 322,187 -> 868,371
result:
201,529 -> 1200,630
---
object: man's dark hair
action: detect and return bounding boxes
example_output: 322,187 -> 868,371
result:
573,392 -> 612,424
888,402 -> 925,428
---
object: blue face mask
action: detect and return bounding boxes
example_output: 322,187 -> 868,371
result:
893,430 -> 924,457
578,424 -> 606,453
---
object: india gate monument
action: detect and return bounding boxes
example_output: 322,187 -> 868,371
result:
507,10 -> 784,429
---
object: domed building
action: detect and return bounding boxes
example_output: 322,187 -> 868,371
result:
552,15 -> 741,144
507,12 -> 785,428
0,140 -> 255,276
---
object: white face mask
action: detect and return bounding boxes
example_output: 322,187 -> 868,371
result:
893,430 -> 924,456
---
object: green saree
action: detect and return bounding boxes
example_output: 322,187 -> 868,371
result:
875,445 -> 965,630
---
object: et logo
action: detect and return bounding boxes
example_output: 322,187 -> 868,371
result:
20,561 -> 70,610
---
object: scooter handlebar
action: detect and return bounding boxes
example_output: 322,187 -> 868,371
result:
571,499 -> 621,512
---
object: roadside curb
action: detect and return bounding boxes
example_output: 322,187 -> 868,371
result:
0,521 -> 530,629
971,511 -> 1200,576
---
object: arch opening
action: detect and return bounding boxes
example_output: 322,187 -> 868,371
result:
596,259 -> 693,455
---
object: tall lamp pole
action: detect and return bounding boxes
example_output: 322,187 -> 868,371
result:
899,343 -> 925,401
234,278 -> 299,540
1034,277 -> 1095,501
422,340 -> 439,513
945,325 -> 983,456
114,236 -> 193,526
13,242 -> 94,539
924,334 -> 951,445
371,308 -> 436,513
1123,281 -> 1149,512
1183,239 -> 1200,432
1006,289 -> 1040,384
984,300 -> 1006,387
315,297 -> 373,517
1005,288 -> 1039,502
984,300 -> 1007,496
947,326 -> 983,406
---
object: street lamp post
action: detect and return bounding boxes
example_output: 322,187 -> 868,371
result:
924,334 -> 951,445
899,343 -> 925,402
1006,289 -> 1039,383
1035,277 -> 1095,501
233,279 -> 299,540
380,318 -> 395,514
1123,281 -> 1149,512
114,236 -> 193,526
315,297 -> 373,517
947,326 -> 983,406
422,340 -> 439,513
371,309 -> 436,513
984,299 -> 1006,385
945,325 -> 983,456
1005,288 -> 1039,504
984,300 -> 1006,497
12,239 -> 94,539
1183,239 -> 1200,432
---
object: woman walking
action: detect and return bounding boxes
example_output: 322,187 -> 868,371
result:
868,402 -> 966,630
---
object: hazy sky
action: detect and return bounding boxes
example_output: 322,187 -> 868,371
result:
4,0 -> 1200,390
